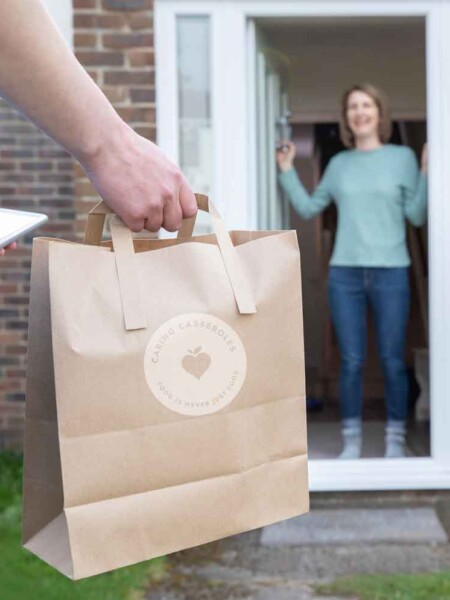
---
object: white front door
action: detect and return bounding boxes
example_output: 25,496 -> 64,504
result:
155,0 -> 450,491
251,24 -> 291,230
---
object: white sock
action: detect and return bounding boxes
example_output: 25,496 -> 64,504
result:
385,420 -> 406,459
338,418 -> 362,460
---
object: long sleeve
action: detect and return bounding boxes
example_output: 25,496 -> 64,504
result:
277,161 -> 334,220
402,149 -> 428,227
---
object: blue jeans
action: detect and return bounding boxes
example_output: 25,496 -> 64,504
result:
328,266 -> 410,422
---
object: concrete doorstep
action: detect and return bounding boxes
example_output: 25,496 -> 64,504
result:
145,506 -> 450,600
261,507 -> 448,546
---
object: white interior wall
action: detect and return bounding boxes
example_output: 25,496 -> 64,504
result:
260,17 -> 426,122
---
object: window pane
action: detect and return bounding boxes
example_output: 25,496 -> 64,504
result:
177,16 -> 212,196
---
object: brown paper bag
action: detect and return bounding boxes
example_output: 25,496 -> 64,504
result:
22,195 -> 309,580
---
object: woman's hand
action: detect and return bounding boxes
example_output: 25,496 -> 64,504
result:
276,140 -> 296,172
0,242 -> 17,256
421,143 -> 428,174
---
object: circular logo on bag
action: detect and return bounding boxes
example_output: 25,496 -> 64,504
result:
144,313 -> 247,416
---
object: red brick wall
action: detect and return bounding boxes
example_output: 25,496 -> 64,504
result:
73,0 -> 155,234
0,101 -> 75,449
0,0 -> 155,449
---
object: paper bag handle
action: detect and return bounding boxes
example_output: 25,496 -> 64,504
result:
84,195 -> 256,330
176,194 -> 208,239
110,216 -> 148,331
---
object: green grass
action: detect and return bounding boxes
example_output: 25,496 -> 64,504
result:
0,452 -> 167,600
317,572 -> 450,600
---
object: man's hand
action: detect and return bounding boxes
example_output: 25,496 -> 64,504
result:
83,124 -> 197,232
0,1 -> 197,233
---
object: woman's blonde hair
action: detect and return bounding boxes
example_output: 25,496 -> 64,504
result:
339,83 -> 392,148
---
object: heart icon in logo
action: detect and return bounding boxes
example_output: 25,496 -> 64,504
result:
182,346 -> 211,380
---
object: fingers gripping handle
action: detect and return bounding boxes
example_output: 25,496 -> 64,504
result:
84,194 -> 208,246
84,195 -> 256,331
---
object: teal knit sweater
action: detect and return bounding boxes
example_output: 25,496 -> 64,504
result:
278,144 -> 427,267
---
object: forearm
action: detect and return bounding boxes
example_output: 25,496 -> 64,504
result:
0,0 -> 125,164
405,173 -> 428,227
0,0 -> 197,233
278,168 -> 327,220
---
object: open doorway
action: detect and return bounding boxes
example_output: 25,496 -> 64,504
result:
252,16 -> 429,460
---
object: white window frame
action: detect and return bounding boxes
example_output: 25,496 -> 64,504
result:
43,0 -> 73,46
156,0 -> 450,492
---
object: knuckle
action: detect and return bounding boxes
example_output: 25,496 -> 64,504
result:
164,215 -> 182,232
183,208 -> 197,220
128,206 -> 147,223
161,184 -> 175,200
146,221 -> 162,233
145,210 -> 163,232
164,223 -> 179,233
124,218 -> 142,233
183,201 -> 198,219
149,198 -> 163,213
169,166 -> 182,181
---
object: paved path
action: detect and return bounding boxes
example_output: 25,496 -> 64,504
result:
145,506 -> 450,600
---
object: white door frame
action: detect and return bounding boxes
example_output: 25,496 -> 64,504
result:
156,0 -> 450,491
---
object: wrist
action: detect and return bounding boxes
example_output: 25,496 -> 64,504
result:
279,164 -> 293,173
75,112 -> 133,169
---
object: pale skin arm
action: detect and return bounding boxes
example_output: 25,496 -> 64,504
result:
278,141 -> 427,173
0,0 -> 197,235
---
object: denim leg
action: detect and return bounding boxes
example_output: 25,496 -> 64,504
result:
328,267 -> 367,420
368,268 -> 410,422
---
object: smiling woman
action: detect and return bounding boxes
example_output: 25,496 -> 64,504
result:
340,83 -> 392,150
276,83 -> 428,460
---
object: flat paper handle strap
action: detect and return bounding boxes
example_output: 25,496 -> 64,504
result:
204,199 -> 256,315
85,195 -> 256,318
110,217 -> 147,331
177,195 -> 256,314
84,201 -> 111,246
177,194 -> 208,238
84,203 -> 146,330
